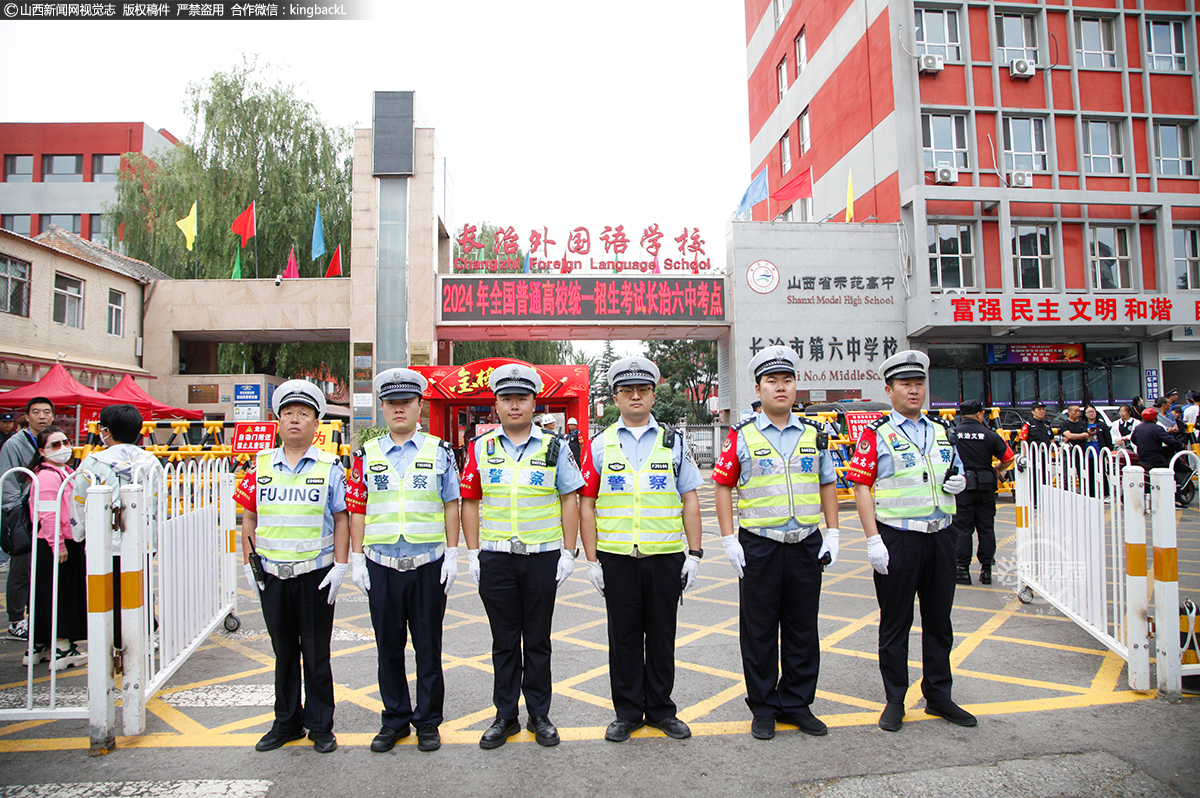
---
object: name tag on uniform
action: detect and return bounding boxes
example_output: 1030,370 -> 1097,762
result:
531,459 -> 547,467
369,463 -> 388,473
936,438 -> 950,445
799,447 -> 817,454
414,461 -> 433,469
305,477 -> 325,485
650,462 -> 670,471
753,448 -> 772,457
487,457 -> 504,464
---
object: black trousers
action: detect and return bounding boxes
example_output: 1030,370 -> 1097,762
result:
951,489 -> 997,569
738,529 -> 822,718
367,556 -> 446,731
6,551 -> 29,624
260,565 -> 337,734
598,550 -> 684,723
478,550 -> 558,719
32,539 -> 87,645
873,522 -> 957,705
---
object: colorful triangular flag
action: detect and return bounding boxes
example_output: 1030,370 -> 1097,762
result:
845,169 -> 854,222
324,244 -> 343,278
176,201 -> 197,251
770,166 -> 814,203
736,170 -> 769,216
231,201 -> 256,247
231,248 -> 242,279
282,244 -> 299,279
311,201 -> 326,260
652,253 -> 661,274
523,251 -> 530,274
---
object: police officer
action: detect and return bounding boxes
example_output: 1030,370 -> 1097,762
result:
950,400 -> 1015,586
0,411 -> 14,449
460,363 -> 584,749
347,368 -> 460,754
845,351 -> 971,733
1019,403 -> 1054,446
578,357 -> 703,743
712,347 -> 840,741
234,381 -> 350,753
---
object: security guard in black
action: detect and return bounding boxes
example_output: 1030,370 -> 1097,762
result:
1020,403 -> 1054,445
950,401 -> 1015,585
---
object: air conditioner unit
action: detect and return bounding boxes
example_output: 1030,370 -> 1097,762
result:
935,166 -> 959,184
919,54 -> 944,75
1011,171 -> 1034,188
1009,58 -> 1036,78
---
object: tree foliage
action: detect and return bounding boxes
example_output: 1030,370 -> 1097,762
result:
452,340 -> 575,366
645,340 -> 717,423
109,59 -> 353,379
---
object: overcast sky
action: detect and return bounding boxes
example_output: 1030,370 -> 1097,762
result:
0,1 -> 751,357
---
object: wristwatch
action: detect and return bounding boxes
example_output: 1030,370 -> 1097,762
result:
688,549 -> 704,558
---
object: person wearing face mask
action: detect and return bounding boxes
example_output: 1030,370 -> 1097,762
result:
3,397 -> 56,642
23,426 -> 88,670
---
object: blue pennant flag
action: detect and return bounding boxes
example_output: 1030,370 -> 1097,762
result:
736,170 -> 769,216
523,251 -> 531,274
311,200 -> 326,260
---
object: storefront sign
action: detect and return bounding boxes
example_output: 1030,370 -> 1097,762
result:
1145,368 -> 1160,400
988,344 -> 1083,364
945,296 -> 1197,324
845,411 -> 885,443
439,277 -> 725,323
417,358 -> 588,401
233,384 -> 261,404
231,422 -> 278,454
454,223 -> 711,273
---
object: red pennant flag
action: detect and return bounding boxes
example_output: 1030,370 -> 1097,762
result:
770,166 -> 814,203
324,244 -> 342,277
282,244 -> 299,279
230,201 -> 256,247
117,222 -> 125,242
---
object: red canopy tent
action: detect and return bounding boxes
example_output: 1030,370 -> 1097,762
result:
105,375 -> 203,421
0,363 -> 119,440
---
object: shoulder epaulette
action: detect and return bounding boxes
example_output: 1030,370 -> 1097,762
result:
867,417 -> 888,431
734,418 -> 756,431
316,451 -> 338,463
438,439 -> 453,452
351,446 -> 366,459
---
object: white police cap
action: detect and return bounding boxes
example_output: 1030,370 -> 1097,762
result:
272,380 -> 326,418
881,349 -> 929,381
374,368 -> 428,400
489,363 -> 543,395
608,357 -> 660,388
749,346 -> 800,380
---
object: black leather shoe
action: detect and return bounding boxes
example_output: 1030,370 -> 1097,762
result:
527,715 -> 560,746
647,716 -> 691,739
309,731 -> 337,753
778,711 -> 828,736
604,718 -> 645,742
255,728 -> 305,751
416,724 -> 441,751
925,699 -> 977,727
956,567 -> 972,585
979,567 -> 992,585
750,715 -> 775,740
479,717 -> 520,750
369,724 -> 409,753
878,703 -> 904,732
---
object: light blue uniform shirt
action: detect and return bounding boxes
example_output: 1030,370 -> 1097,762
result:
472,425 -> 585,496
734,413 -> 836,534
587,416 -> 703,496
364,432 -> 460,561
265,445 -> 348,562
872,411 -> 963,527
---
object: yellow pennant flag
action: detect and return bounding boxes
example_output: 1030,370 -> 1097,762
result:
845,169 -> 854,222
176,201 -> 197,251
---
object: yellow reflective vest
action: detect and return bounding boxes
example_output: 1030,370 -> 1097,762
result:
254,449 -> 336,562
595,425 -> 684,554
362,434 -> 446,547
736,421 -> 822,528
872,419 -> 957,519
479,432 -> 563,544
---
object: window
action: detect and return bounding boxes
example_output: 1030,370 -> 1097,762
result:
1,215 -> 31,237
922,113 -> 969,169
997,14 -> 1038,63
4,155 -> 32,183
1155,123 -> 1194,176
772,0 -> 790,29
1075,17 -> 1116,68
1176,228 -> 1200,290
1089,227 -> 1133,290
1083,120 -> 1123,173
92,154 -> 120,182
780,132 -> 792,175
39,214 -> 81,235
1012,225 -> 1054,289
777,56 -> 788,102
915,8 -> 961,61
90,215 -> 114,245
53,273 -> 83,328
795,29 -> 807,75
0,254 -> 31,317
107,289 -> 124,337
1004,117 -> 1047,171
798,108 -> 811,154
1147,20 -> 1187,71
42,155 -> 83,182
928,223 -> 976,290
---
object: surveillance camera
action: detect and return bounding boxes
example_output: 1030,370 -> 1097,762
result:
274,275 -> 282,286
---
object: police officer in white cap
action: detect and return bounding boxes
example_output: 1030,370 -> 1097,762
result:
579,357 -> 703,742
711,347 -> 840,740
346,368 -> 460,754
845,350 -> 971,733
233,380 -> 349,754
460,363 -> 584,749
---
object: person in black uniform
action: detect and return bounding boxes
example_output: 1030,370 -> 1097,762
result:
1020,403 -> 1054,446
0,412 -> 14,450
951,401 -> 1015,586
1131,408 -> 1183,471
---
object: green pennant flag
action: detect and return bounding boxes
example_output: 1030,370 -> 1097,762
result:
231,248 -> 242,279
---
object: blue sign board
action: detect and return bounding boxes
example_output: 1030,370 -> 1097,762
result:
1145,368 -> 1160,401
234,383 -> 261,404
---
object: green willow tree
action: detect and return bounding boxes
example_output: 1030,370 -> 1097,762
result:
109,60 -> 352,378
646,340 -> 717,423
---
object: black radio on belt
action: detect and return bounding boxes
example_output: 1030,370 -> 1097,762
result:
248,539 -> 267,589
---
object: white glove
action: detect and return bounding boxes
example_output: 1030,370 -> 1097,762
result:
243,563 -> 261,600
943,474 -> 967,495
555,549 -> 576,585
866,535 -> 889,575
721,534 -> 745,579
350,551 -> 370,594
319,561 -> 349,605
681,553 -> 701,592
467,548 -> 481,587
586,559 -> 605,596
818,528 -> 840,566
440,546 -> 460,595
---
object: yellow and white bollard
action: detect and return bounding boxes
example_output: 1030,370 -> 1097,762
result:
120,482 -> 147,737
85,484 -> 117,754
1149,467 -> 1181,702
1122,465 -> 1150,691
